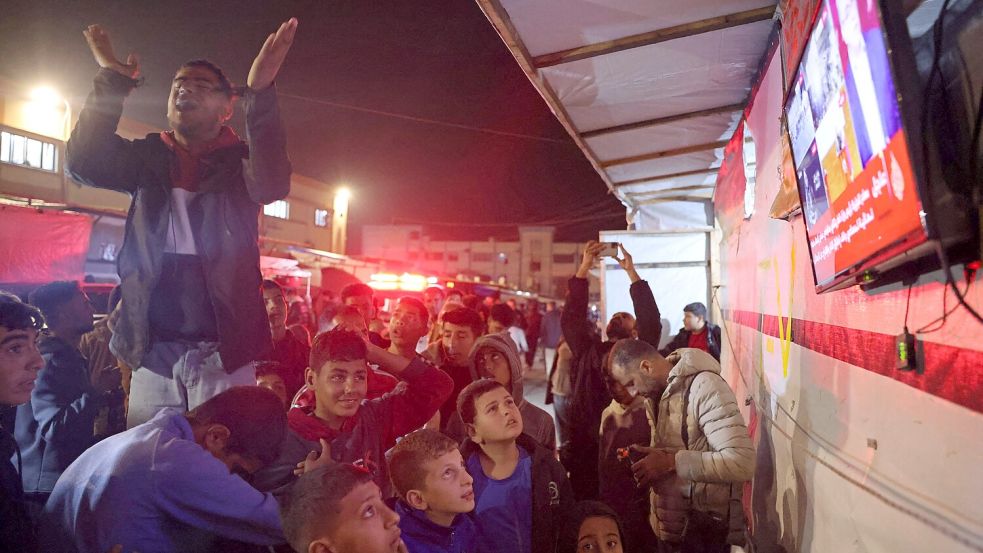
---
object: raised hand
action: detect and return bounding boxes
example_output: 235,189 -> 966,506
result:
82,25 -> 140,79
614,244 -> 641,282
576,240 -> 605,278
247,17 -> 298,90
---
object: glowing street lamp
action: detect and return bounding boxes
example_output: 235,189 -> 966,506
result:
24,86 -> 71,141
332,186 -> 351,255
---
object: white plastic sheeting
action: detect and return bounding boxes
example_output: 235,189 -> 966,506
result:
585,110 -> 743,160
479,0 -> 776,237
632,202 -> 711,230
505,0 -> 776,56
599,230 -> 709,345
539,20 -> 774,132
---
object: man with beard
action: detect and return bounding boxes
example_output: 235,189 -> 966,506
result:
608,341 -> 754,553
67,19 -> 297,427
16,282 -> 121,517
561,241 -> 661,500
262,280 -> 310,400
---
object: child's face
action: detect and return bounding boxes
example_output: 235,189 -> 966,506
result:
256,373 -> 288,407
468,387 -> 523,444
307,359 -> 368,426
315,480 -> 405,553
475,347 -> 511,387
442,323 -> 477,366
416,449 -> 475,517
577,516 -> 623,553
605,375 -> 636,406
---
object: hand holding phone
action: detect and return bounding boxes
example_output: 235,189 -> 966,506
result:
598,242 -> 619,258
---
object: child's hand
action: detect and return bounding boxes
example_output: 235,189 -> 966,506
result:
293,438 -> 333,476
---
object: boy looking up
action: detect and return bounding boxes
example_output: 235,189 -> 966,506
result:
281,462 -> 407,553
388,429 -> 477,553
457,379 -> 573,553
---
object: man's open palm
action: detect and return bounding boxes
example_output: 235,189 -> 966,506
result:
83,25 -> 140,79
248,17 -> 298,90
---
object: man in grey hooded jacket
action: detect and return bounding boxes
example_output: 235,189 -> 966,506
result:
445,333 -> 556,452
609,340 -> 754,552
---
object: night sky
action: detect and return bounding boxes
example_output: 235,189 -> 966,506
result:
0,0 -> 626,251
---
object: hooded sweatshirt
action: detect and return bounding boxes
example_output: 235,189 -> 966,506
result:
444,334 -> 556,451
649,348 -> 754,546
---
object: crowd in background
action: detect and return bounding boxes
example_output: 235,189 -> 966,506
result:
1,19 -> 752,552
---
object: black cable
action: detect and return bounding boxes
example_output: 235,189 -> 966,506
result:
919,0 -> 983,326
916,282 -> 949,333
903,282 -> 913,333
970,86 -> 983,198
937,243 -> 983,324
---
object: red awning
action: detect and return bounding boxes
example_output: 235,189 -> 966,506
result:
0,205 -> 92,284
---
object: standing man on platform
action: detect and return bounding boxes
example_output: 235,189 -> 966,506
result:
67,19 -> 299,427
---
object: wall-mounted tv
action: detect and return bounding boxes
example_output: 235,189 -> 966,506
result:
785,0 -> 933,293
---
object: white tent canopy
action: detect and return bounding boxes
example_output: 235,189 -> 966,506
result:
476,0 -> 777,231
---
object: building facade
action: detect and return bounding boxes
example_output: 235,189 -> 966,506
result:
360,224 -> 588,298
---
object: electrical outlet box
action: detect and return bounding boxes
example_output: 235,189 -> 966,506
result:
896,331 -> 916,371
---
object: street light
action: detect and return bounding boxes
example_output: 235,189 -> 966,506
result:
25,86 -> 71,141
332,186 -> 351,255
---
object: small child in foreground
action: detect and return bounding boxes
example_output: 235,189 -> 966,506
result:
388,429 -> 477,553
280,462 -> 407,553
556,500 -> 627,553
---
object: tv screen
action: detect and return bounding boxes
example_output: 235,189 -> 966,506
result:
785,0 -> 928,292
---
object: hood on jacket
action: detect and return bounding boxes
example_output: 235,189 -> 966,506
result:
467,332 -> 525,406
555,500 -> 626,553
663,348 -> 720,393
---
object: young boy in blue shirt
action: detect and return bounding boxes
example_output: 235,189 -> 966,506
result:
388,429 -> 478,553
457,378 -> 573,553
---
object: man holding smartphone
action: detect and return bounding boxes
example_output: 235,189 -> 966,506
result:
561,240 -> 662,500
67,19 -> 298,427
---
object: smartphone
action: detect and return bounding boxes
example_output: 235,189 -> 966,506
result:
598,242 -> 619,258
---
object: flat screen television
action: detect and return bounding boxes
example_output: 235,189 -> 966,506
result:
784,0 -> 935,293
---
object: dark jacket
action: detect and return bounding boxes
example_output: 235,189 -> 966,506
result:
461,433 -> 574,553
268,331 -> 310,400
659,323 -> 721,361
65,69 -> 291,373
252,357 -> 452,498
15,335 -> 101,495
1,412 -> 37,552
560,276 -> 661,498
394,500 -> 478,553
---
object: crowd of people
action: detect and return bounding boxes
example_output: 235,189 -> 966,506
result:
0,17 -> 753,553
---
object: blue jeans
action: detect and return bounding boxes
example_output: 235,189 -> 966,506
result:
126,341 -> 256,428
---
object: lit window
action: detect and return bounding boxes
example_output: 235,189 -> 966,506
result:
315,208 -> 330,227
264,200 -> 290,219
0,130 -> 58,173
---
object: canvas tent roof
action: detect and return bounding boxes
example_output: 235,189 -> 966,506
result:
475,0 -> 780,231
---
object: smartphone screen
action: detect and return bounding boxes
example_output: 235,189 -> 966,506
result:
598,242 -> 619,258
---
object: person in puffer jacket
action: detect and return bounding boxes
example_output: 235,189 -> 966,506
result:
608,341 -> 754,552
444,333 -> 556,452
